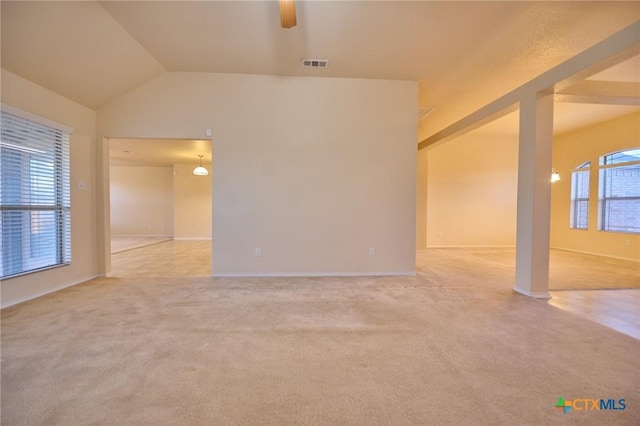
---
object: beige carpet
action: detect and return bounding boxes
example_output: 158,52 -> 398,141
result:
2,250 -> 639,425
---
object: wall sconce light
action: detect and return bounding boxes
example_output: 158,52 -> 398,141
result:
193,155 -> 209,176
551,168 -> 560,183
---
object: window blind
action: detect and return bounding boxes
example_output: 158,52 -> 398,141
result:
570,168 -> 589,230
598,154 -> 640,234
1,110 -> 71,278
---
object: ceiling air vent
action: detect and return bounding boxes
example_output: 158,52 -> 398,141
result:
302,59 -> 329,69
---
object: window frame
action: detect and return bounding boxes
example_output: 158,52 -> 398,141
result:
597,148 -> 640,235
569,161 -> 590,230
1,106 -> 73,279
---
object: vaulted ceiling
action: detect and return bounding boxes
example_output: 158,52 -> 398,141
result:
2,1 -> 639,143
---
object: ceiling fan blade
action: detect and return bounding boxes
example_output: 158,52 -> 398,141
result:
279,0 -> 297,29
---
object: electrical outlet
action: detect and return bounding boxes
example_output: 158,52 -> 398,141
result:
255,248 -> 261,257
625,239 -> 632,246
368,247 -> 375,256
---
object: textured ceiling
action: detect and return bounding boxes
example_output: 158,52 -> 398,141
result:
1,0 -> 639,145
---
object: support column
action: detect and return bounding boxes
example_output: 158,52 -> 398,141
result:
416,148 -> 428,249
514,91 -> 554,298
96,136 -> 111,277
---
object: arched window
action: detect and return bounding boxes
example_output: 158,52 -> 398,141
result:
598,148 -> 640,234
570,161 -> 590,230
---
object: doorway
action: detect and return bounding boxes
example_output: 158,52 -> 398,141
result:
106,137 -> 212,277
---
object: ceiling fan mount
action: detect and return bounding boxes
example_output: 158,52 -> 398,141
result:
279,0 -> 297,29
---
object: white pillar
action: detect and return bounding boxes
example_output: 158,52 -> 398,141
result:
514,92 -> 554,298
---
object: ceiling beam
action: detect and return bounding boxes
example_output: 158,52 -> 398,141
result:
555,80 -> 640,105
418,21 -> 640,150
554,93 -> 640,106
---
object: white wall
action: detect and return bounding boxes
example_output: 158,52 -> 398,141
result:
1,70 -> 97,308
173,163 -> 211,239
426,132 -> 519,247
422,110 -> 640,261
98,72 -> 417,275
110,166 -> 174,237
551,112 -> 640,261
416,148 -> 428,249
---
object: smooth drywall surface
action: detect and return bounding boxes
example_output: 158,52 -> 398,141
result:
98,72 -> 417,275
416,148 -> 428,249
1,70 -> 97,307
426,132 -> 519,247
173,163 -> 212,239
110,166 -> 174,237
551,111 -> 640,261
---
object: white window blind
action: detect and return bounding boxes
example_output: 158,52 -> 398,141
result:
598,149 -> 640,234
569,162 -> 590,230
1,110 -> 71,278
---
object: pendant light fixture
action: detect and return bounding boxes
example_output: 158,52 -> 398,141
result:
193,155 -> 209,176
550,168 -> 560,183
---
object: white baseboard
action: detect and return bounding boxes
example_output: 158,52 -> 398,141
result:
211,271 -> 416,278
513,288 -> 551,299
1,275 -> 98,309
422,246 -> 639,263
550,246 -> 640,263
111,234 -> 173,238
173,237 -> 212,241
425,245 -> 516,249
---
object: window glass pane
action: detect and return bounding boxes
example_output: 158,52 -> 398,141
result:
598,162 -> 640,234
29,211 -> 58,268
570,168 -> 589,229
600,148 -> 640,166
30,158 -> 56,205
